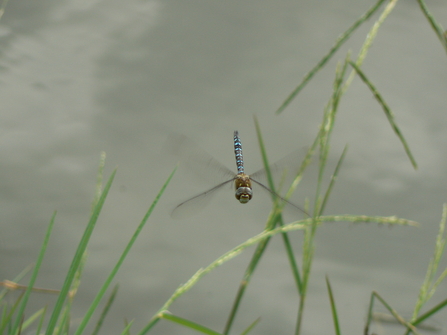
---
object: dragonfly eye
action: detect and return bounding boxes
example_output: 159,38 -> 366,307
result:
235,187 -> 253,204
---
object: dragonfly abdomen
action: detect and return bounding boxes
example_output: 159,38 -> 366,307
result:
234,131 -> 245,174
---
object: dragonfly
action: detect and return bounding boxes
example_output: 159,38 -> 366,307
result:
171,131 -> 308,218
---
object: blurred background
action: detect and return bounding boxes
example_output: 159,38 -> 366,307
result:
0,0 -> 446,334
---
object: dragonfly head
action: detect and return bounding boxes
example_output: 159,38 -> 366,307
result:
235,187 -> 253,204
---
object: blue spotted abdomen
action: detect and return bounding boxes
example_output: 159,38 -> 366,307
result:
233,130 -> 244,174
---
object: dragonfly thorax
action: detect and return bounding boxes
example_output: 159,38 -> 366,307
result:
234,173 -> 253,204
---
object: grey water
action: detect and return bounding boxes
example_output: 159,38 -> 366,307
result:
0,1 -> 446,334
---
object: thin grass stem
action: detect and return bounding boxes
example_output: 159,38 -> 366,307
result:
416,0 -> 447,53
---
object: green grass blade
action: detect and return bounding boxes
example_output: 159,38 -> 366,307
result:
275,0 -> 386,114
412,203 -> 447,319
35,306 -> 47,335
11,212 -> 57,334
239,317 -> 260,335
320,145 -> 348,215
120,320 -> 134,335
344,0 -> 398,91
56,307 -> 70,335
371,291 -> 421,335
325,276 -> 341,335
73,167 -> 176,335
18,307 -> 45,334
253,116 -> 304,291
349,61 -> 417,169
416,0 -> 447,53
253,115 -> 276,200
0,292 -> 24,335
92,151 -> 106,211
0,307 -> 6,333
411,296 -> 447,329
364,291 -> 375,335
223,228 -> 277,335
45,169 -> 117,335
91,284 -> 119,335
314,57 -> 348,217
160,312 -> 222,335
296,59 -> 347,335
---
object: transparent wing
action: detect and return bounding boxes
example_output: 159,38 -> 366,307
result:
250,178 -> 308,216
171,179 -> 234,219
165,134 -> 236,185
250,147 -> 309,187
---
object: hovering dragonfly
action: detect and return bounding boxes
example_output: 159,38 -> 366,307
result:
171,131 -> 307,218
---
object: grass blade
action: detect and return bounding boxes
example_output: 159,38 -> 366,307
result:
240,317 -> 261,335
0,292 -> 24,335
91,284 -> 119,335
120,320 -> 134,335
416,0 -> 447,53
412,204 -> 447,321
411,296 -> 447,329
319,145 -> 348,215
73,167 -> 177,335
11,212 -> 57,334
45,169 -> 117,335
365,291 -> 420,335
160,312 -> 222,335
349,61 -> 417,169
325,276 -> 341,335
275,0 -> 386,114
35,306 -> 47,335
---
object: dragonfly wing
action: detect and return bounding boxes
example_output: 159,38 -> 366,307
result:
250,178 -> 308,216
250,147 -> 312,186
166,134 -> 235,185
171,179 -> 234,219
